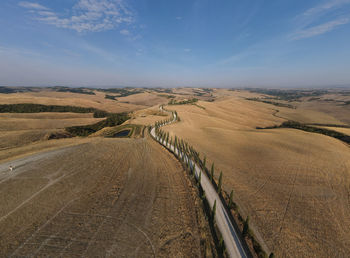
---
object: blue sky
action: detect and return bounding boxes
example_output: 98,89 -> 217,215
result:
0,0 -> 350,87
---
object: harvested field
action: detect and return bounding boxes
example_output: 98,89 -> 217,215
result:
0,90 -> 166,113
0,112 -> 104,150
0,112 -> 104,131
293,101 -> 350,125
0,129 -> 57,150
163,94 -> 350,257
0,136 -> 209,257
0,138 -> 91,164
116,92 -> 168,106
276,106 -> 347,125
127,106 -> 170,126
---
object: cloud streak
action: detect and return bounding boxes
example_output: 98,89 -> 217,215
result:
303,0 -> 350,17
291,17 -> 349,40
18,1 -> 48,10
291,0 -> 350,40
19,0 -> 134,33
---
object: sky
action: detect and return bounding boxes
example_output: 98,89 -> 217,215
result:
0,0 -> 350,88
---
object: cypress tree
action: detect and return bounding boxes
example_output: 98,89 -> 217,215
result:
229,190 -> 234,209
218,171 -> 223,193
210,163 -> 214,182
166,133 -> 169,147
212,200 -> 217,221
175,140 -> 178,156
242,216 -> 250,237
219,236 -> 225,254
162,133 -> 166,145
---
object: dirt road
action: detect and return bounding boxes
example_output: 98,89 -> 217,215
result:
0,137 -> 205,257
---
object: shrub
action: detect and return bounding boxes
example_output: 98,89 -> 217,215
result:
66,112 -> 130,136
93,110 -> 108,118
105,94 -> 118,101
0,103 -> 98,113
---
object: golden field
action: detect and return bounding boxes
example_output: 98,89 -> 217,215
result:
0,136 -> 212,257
1,87 -> 350,257
0,89 -> 170,151
0,112 -> 104,151
0,90 -> 168,113
0,88 -> 216,257
163,91 -> 350,257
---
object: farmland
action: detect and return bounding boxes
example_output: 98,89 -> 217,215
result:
0,87 -> 219,257
163,89 -> 350,257
1,86 -> 350,257
0,136 -> 212,257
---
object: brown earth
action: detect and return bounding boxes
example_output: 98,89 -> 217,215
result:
162,93 -> 350,257
0,136 -> 211,257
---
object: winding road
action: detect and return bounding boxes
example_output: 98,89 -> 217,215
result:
150,106 -> 249,258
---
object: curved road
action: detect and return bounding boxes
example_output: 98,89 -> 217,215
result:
150,106 -> 249,258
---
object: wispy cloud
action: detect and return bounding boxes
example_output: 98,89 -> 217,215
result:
18,1 -> 48,10
120,29 -> 130,35
291,17 -> 349,40
175,16 -> 183,20
19,0 -> 134,33
303,0 -> 350,17
290,0 -> 350,40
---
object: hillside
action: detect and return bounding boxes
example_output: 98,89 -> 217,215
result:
0,136 -> 212,257
163,91 -> 350,257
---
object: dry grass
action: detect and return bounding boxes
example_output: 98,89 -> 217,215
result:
0,90 -> 167,113
2,88 -> 350,257
0,137 -> 90,163
163,92 -> 350,257
116,92 -> 168,106
0,89 -> 170,152
0,113 -> 104,131
126,106 -> 170,126
0,129 -> 58,150
0,112 -> 104,150
277,104 -> 348,125
0,136 -> 213,257
294,101 -> 350,125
